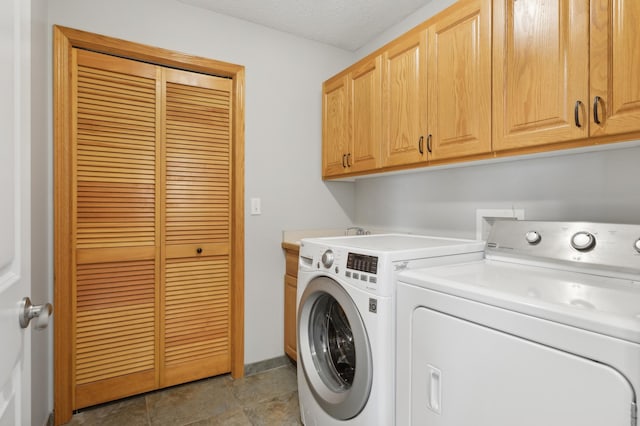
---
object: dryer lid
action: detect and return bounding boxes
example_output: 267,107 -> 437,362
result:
398,259 -> 640,344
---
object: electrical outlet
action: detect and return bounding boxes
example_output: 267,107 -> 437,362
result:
475,208 -> 524,241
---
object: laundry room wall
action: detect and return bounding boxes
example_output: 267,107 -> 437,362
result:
47,0 -> 356,365
353,145 -> 640,238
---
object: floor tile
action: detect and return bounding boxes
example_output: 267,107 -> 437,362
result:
64,364 -> 302,426
230,364 -> 298,406
65,396 -> 149,426
146,375 -> 241,426
184,407 -> 252,425
243,391 -> 302,426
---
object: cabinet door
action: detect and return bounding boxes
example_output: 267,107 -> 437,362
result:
382,30 -> 429,167
322,75 -> 350,177
428,0 -> 491,160
493,0 -> 589,151
590,0 -> 640,136
349,56 -> 382,173
284,274 -> 297,360
161,68 -> 233,387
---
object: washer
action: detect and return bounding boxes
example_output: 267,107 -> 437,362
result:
296,234 -> 485,426
396,221 -> 640,426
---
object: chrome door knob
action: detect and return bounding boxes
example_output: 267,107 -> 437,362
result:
19,297 -> 53,330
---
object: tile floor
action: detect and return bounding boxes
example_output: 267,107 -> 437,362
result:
65,363 -> 302,425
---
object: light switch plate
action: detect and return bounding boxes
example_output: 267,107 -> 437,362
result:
250,198 -> 261,215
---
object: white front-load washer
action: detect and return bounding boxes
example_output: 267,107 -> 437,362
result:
396,221 -> 640,426
296,234 -> 485,425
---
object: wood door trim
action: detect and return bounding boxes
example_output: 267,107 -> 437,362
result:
53,25 -> 245,426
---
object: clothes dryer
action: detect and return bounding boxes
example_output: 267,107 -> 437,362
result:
296,234 -> 484,425
396,221 -> 640,426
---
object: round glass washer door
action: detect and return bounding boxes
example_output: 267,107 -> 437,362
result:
298,276 -> 372,420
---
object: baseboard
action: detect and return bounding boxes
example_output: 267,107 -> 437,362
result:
244,355 -> 293,376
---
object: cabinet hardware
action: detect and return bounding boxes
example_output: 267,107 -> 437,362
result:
342,154 -> 347,168
593,96 -> 602,124
418,136 -> 424,154
196,247 -> 203,254
574,100 -> 583,128
346,153 -> 352,167
427,134 -> 433,153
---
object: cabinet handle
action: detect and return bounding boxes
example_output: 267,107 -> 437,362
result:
196,247 -> 203,254
346,153 -> 352,167
342,154 -> 347,168
574,100 -> 583,128
418,136 -> 424,154
427,134 -> 432,153
593,96 -> 602,124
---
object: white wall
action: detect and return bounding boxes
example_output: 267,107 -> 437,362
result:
354,0 -> 457,60
47,0 -> 356,365
354,144 -> 640,238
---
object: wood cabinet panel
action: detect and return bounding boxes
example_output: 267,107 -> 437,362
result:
428,0 -> 491,160
493,0 -> 589,150
283,244 -> 299,361
284,274 -> 298,360
382,30 -> 429,167
590,0 -> 640,136
322,75 -> 350,177
350,56 -> 382,173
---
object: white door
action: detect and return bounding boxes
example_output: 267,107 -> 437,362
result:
0,0 -> 31,424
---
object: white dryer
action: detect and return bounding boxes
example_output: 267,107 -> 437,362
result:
296,234 -> 485,426
396,221 -> 640,426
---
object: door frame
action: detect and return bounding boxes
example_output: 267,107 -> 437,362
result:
53,25 -> 245,425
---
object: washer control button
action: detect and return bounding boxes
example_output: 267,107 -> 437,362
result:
634,238 -> 640,253
525,231 -> 542,245
321,250 -> 334,268
571,232 -> 596,251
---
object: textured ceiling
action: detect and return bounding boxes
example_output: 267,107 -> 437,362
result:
179,0 -> 433,51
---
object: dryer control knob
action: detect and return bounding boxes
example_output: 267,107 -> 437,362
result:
634,238 -> 640,253
321,250 -> 334,268
571,232 -> 596,251
525,231 -> 542,245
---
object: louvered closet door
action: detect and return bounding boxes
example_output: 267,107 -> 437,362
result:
161,69 -> 233,387
72,49 -> 161,409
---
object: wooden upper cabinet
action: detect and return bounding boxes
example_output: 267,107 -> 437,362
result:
382,29 -> 429,167
590,0 -> 640,136
493,0 -> 590,151
349,56 -> 382,173
427,0 -> 492,161
322,75 -> 350,177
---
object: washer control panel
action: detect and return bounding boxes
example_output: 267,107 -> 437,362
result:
346,252 -> 379,275
486,220 -> 640,276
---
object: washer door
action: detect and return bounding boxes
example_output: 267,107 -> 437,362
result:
298,276 -> 373,420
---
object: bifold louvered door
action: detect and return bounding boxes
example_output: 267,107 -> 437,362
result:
161,69 -> 232,387
72,49 -> 232,409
